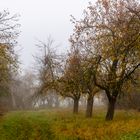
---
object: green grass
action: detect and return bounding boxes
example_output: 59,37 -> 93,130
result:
0,109 -> 140,140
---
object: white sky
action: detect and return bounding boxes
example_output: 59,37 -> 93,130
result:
0,0 -> 91,70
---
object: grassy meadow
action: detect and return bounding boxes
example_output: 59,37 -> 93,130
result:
0,109 -> 140,140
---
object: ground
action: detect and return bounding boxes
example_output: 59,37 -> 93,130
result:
0,109 -> 140,140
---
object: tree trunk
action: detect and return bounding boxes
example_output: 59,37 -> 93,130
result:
105,97 -> 116,121
86,95 -> 94,118
10,92 -> 16,109
73,98 -> 79,114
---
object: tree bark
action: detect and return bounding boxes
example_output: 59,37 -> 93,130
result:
73,98 -> 79,114
86,95 -> 94,118
105,97 -> 116,121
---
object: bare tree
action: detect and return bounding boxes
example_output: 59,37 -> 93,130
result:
34,36 -> 62,108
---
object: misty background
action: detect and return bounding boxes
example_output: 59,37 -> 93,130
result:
0,0 -> 89,70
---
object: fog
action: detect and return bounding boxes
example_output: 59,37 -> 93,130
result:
0,0 -> 89,70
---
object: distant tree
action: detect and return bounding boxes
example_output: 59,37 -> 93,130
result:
70,0 -> 140,120
9,71 -> 37,109
117,71 -> 140,110
34,37 -> 61,108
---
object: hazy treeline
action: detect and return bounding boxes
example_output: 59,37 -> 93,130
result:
0,0 -> 140,121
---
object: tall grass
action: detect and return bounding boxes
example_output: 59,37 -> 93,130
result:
0,109 -> 140,140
